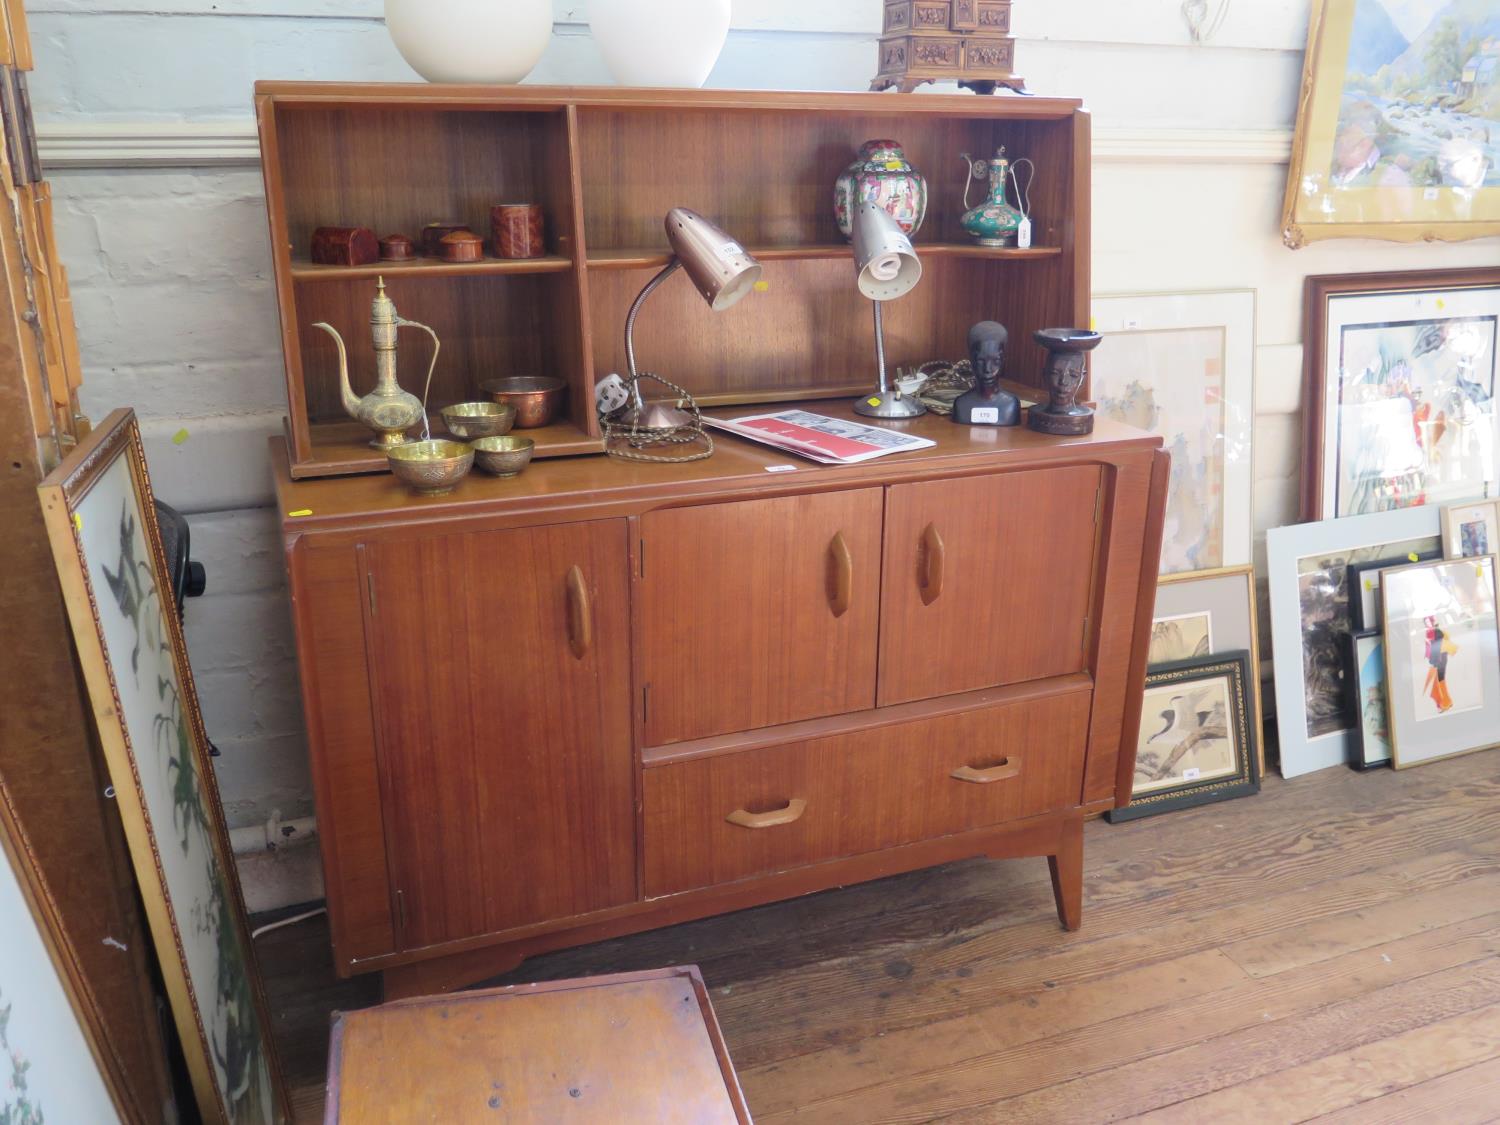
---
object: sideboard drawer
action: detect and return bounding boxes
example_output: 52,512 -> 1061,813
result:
643,687 -> 1090,897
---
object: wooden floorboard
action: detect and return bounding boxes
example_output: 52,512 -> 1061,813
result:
257,747 -> 1500,1123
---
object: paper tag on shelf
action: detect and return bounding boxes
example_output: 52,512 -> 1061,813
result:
765,464 -> 796,473
1017,219 -> 1032,249
972,407 -> 1000,423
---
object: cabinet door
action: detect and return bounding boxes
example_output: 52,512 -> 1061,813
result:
365,520 -> 635,950
879,466 -> 1102,706
640,489 -> 883,746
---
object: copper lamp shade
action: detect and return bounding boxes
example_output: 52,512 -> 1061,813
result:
664,207 -> 763,311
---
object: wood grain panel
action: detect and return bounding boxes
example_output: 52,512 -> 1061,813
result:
328,968 -> 749,1123
878,465 -> 1102,707
365,519 -> 635,950
640,489 -> 882,746
289,541 -> 395,966
643,688 -> 1089,896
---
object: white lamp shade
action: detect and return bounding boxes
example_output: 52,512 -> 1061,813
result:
853,203 -> 922,301
385,0 -> 552,84
591,0 -> 731,88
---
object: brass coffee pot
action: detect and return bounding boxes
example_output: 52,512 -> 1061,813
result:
312,278 -> 441,449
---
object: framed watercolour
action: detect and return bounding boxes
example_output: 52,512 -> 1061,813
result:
1343,630 -> 1391,770
1382,555 -> 1500,768
1092,291 -> 1255,576
1302,267 -> 1500,521
1282,0 -> 1500,248
1152,565 -> 1266,776
37,410 -> 289,1125
1106,651 -> 1260,823
1268,503 -> 1441,777
0,799 -> 126,1125
1442,498 -> 1500,558
1347,548 -> 1442,632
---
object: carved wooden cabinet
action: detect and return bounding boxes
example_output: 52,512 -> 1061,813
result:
276,414 -> 1167,997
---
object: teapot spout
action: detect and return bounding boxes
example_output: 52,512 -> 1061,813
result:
311,321 -> 361,420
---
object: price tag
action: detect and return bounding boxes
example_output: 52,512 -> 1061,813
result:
764,464 -> 796,473
972,407 -> 1000,424
1423,186 -> 1439,201
1017,218 -> 1032,249
1182,767 -> 1202,781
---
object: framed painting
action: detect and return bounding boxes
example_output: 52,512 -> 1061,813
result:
1092,291 -> 1255,575
0,798 -> 126,1124
1268,503 -> 1442,777
1106,651 -> 1260,823
37,410 -> 289,1125
1382,555 -> 1500,768
1282,0 -> 1500,247
1343,630 -> 1392,769
1152,565 -> 1267,776
1442,498 -> 1500,557
1347,548 -> 1442,632
1302,267 -> 1500,521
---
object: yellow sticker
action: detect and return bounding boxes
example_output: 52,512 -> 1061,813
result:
884,160 -> 903,171
1437,298 -> 1447,310
288,508 -> 313,517
867,397 -> 882,407
1408,552 -> 1419,562
72,512 -> 82,532
171,428 -> 190,446
1364,578 -> 1375,591
753,280 -> 770,292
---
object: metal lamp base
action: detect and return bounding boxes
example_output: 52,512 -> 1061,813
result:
853,391 -> 927,419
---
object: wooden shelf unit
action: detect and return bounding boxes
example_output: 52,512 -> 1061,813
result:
255,83 -> 1090,479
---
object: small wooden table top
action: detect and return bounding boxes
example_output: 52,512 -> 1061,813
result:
325,966 -> 751,1123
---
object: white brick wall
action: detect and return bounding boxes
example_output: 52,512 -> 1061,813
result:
28,2 -> 1500,872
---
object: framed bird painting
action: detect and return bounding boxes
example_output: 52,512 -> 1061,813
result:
1107,651 -> 1260,823
1301,267 -> 1500,522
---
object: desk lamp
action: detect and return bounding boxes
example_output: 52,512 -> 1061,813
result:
620,207 -> 763,431
851,202 -> 925,420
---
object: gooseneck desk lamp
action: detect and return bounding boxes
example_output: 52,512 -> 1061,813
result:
851,202 -> 925,420
619,207 -> 763,433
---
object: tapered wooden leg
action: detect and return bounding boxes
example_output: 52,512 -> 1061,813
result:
1047,817 -> 1084,931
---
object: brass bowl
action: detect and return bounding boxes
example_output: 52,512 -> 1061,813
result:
471,435 -> 536,478
441,401 -> 515,440
481,376 -> 567,429
386,439 -> 473,495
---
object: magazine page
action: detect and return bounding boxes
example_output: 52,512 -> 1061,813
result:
704,409 -> 936,464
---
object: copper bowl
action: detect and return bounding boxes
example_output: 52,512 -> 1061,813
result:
386,440 -> 473,495
471,435 -> 535,477
481,376 -> 567,429
441,401 -> 515,440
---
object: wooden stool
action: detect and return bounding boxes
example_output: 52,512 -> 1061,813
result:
325,966 -> 751,1123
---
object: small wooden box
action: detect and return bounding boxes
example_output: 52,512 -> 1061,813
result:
325,966 -> 750,1123
309,226 -> 378,267
872,0 -> 1021,92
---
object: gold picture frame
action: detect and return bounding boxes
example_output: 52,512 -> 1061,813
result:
37,409 -> 290,1124
1282,0 -> 1500,248
1153,565 -> 1267,779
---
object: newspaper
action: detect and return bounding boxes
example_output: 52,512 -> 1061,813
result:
703,409 -> 936,464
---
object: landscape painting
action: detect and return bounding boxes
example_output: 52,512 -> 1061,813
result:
1284,0 -> 1500,243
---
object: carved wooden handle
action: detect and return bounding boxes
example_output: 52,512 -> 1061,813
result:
951,758 -> 1021,784
565,565 -> 592,660
827,531 -> 853,618
920,522 -> 945,605
726,798 -> 807,829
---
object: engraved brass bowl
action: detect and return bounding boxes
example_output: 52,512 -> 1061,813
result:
471,435 -> 536,478
441,400 -> 515,439
387,439 -> 474,495
480,375 -> 567,429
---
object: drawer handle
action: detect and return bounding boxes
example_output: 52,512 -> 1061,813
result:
920,522 -> 945,605
565,565 -> 592,660
726,798 -> 807,829
951,758 -> 1021,784
827,531 -> 853,618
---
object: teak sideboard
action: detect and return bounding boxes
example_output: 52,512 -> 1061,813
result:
259,85 -> 1169,997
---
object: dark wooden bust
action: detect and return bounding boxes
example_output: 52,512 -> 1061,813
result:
952,320 -> 1020,426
